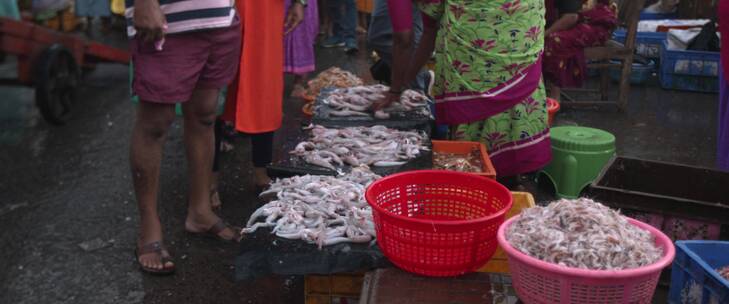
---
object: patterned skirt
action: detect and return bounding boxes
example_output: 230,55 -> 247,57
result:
418,0 -> 552,176
454,82 -> 551,177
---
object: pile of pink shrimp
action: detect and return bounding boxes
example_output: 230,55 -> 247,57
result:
506,198 -> 663,270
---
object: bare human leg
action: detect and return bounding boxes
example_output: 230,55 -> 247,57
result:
182,88 -> 239,241
210,118 -> 223,209
254,168 -> 271,187
549,83 -> 561,102
251,132 -> 274,189
130,101 -> 176,272
320,0 -> 331,36
356,12 -> 367,34
291,73 -> 308,98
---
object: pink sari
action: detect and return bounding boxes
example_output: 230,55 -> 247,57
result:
543,2 -> 618,88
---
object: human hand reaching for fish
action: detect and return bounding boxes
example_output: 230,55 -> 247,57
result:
323,85 -> 430,119
371,90 -> 401,112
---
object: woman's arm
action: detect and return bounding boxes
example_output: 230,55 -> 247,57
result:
545,0 -> 581,36
545,13 -> 578,36
402,13 -> 437,87
284,2 -> 305,35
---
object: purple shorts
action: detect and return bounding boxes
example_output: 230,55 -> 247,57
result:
131,21 -> 241,104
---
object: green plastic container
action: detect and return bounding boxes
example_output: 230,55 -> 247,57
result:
541,126 -> 616,199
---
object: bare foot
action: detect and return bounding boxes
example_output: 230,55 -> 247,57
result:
254,167 -> 271,187
290,84 -> 306,98
184,211 -> 241,242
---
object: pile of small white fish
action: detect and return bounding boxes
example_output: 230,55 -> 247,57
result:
323,85 -> 430,119
506,198 -> 664,270
242,167 -> 379,248
291,125 -> 428,170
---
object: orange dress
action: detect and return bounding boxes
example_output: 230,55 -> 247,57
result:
356,0 -> 374,13
222,0 -> 285,133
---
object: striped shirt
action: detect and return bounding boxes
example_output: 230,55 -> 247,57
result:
125,0 -> 235,37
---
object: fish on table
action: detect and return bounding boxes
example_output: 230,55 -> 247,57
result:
322,85 -> 431,119
242,167 -> 380,249
291,125 -> 429,171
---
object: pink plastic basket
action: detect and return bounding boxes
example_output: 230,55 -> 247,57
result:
497,216 -> 675,304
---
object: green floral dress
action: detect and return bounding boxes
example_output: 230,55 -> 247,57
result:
419,0 -> 552,176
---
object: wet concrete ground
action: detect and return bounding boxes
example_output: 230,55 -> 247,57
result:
0,31 -> 720,303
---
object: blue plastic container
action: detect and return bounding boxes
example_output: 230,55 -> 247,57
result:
659,40 -> 720,93
613,29 -> 667,59
639,12 -> 679,20
668,241 -> 729,304
609,59 -> 656,85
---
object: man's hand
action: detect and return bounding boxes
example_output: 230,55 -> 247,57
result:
372,91 -> 400,112
134,0 -> 166,42
284,3 -> 305,36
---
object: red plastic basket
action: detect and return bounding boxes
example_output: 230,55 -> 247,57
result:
365,170 -> 513,277
497,216 -> 676,304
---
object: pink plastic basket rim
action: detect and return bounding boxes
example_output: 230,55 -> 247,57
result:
365,170 -> 514,226
497,215 -> 676,278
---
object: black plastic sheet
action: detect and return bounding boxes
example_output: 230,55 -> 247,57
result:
235,229 -> 391,281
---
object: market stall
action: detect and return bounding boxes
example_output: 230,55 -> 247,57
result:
234,63 -> 729,304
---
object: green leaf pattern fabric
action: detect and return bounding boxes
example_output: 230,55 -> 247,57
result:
455,83 -> 547,149
418,0 -> 550,158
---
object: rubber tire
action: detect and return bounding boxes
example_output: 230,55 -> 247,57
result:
35,45 -> 79,125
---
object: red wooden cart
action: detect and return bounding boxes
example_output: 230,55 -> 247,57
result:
0,17 -> 129,124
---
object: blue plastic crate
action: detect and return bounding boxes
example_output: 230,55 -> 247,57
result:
659,40 -> 720,93
613,29 -> 667,58
668,241 -> 729,304
640,12 -> 679,20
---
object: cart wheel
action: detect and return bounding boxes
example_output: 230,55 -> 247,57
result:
35,45 -> 79,125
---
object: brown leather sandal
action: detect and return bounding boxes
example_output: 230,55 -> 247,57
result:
135,241 -> 175,275
189,219 -> 243,243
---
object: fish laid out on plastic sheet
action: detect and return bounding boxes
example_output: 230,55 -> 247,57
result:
242,167 -> 379,249
323,85 -> 430,119
291,124 -> 428,170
